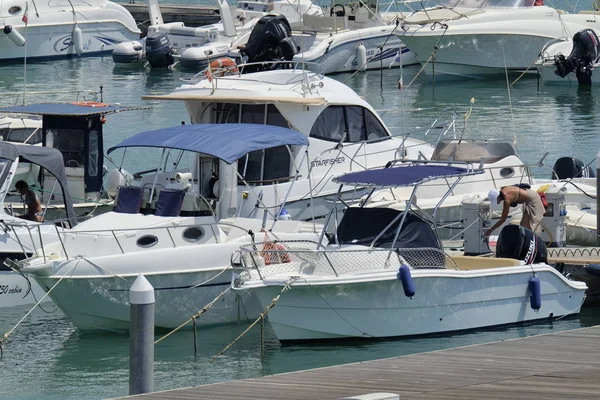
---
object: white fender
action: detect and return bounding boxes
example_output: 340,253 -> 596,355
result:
106,168 -> 134,199
73,25 -> 83,55
3,25 -> 26,47
357,43 -> 367,71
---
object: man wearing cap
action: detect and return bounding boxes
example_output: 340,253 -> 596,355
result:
485,185 -> 545,236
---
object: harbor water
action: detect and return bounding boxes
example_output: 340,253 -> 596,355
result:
2,2 -> 600,396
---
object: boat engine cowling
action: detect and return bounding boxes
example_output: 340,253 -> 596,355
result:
112,40 -> 144,64
554,29 -> 600,84
552,157 -> 595,179
239,14 -> 298,72
145,32 -> 173,68
496,225 -> 548,264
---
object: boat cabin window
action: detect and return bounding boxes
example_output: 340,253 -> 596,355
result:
238,146 -> 292,185
336,207 -> 441,250
431,140 -> 517,164
0,128 -> 42,145
309,106 -> 389,143
45,128 -> 85,168
214,103 -> 289,127
88,130 -> 99,177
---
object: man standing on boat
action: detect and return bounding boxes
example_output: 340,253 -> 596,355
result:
485,185 -> 545,236
15,181 -> 43,222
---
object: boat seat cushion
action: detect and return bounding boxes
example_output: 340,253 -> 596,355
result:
446,255 -> 520,270
155,189 -> 187,217
113,186 -> 144,214
302,14 -> 347,31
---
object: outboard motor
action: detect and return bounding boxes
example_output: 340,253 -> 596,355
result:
552,157 -> 595,179
239,14 -> 298,72
496,225 -> 548,264
145,32 -> 173,68
554,29 -> 600,84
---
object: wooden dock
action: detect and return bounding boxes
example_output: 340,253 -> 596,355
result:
121,3 -> 221,35
117,325 -> 600,399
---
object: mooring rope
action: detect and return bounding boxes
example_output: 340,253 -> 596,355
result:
405,23 -> 448,89
210,278 -> 296,362
0,258 -> 81,359
154,286 -> 232,345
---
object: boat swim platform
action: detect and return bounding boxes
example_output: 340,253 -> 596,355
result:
122,3 -> 221,36
117,325 -> 600,399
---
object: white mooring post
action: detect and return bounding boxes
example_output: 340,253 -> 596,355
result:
597,149 -> 600,246
129,274 -> 155,395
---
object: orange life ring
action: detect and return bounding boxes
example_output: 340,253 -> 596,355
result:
205,57 -> 239,82
72,101 -> 109,108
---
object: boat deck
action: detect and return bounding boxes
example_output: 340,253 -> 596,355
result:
118,325 -> 600,399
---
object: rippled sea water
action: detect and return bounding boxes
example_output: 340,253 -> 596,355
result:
2,1 -> 600,397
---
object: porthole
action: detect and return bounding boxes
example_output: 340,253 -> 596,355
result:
499,167 -> 515,178
183,226 -> 205,242
8,6 -> 22,14
137,235 -> 158,248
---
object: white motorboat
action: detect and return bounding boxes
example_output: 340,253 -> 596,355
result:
16,124 -> 323,331
113,0 -> 323,69
143,65 -> 436,223
394,0 -> 600,78
364,139 -> 597,245
537,29 -> 600,84
232,162 -> 587,341
0,0 -> 140,61
224,0 -> 416,74
0,141 -> 80,308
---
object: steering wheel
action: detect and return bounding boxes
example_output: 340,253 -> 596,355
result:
66,159 -> 81,168
330,4 -> 346,17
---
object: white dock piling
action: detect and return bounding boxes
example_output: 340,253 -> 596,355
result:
129,274 -> 155,395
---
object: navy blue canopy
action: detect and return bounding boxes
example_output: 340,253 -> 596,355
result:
107,124 -> 309,164
334,165 -> 482,187
0,103 -> 147,116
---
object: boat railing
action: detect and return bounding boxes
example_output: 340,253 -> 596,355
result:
236,240 -> 447,280
182,61 -> 326,85
6,218 -> 257,264
3,89 -> 103,107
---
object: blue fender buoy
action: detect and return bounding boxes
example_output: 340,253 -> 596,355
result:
529,276 -> 541,310
397,265 -> 415,298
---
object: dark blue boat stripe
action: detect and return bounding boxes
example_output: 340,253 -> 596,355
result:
108,280 -> 230,292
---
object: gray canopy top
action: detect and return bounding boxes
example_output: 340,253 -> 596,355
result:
0,142 -> 77,226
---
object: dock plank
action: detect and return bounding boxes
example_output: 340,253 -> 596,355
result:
119,326 -> 600,399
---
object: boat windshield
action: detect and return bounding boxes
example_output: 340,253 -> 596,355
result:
0,158 -> 12,191
420,0 -> 535,8
431,140 -> 517,163
336,207 -> 441,249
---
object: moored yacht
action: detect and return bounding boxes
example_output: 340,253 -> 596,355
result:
232,162 -> 587,341
143,65 -> 436,222
394,0 -> 600,78
16,124 -> 323,331
0,0 -> 140,61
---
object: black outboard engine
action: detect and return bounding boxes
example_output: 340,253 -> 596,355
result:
496,225 -> 547,264
552,157 -> 595,179
240,14 -> 298,73
145,32 -> 174,68
554,29 -> 600,85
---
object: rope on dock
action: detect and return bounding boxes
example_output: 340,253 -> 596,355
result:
154,286 -> 232,345
0,258 -> 81,359
210,278 -> 296,362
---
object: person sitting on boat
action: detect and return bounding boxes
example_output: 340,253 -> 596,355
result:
15,180 -> 43,222
485,185 -> 545,236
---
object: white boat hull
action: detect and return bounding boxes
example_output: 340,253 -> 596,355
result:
0,270 -> 48,308
1,1 -> 140,62
295,32 -> 416,73
246,265 -> 586,341
401,32 -> 552,78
